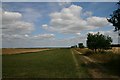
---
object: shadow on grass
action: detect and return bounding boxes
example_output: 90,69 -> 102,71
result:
99,58 -> 120,77
81,59 -> 120,77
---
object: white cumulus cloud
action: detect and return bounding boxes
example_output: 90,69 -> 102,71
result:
42,5 -> 110,34
33,34 -> 55,39
2,11 -> 34,35
87,16 -> 109,27
2,10 -> 55,48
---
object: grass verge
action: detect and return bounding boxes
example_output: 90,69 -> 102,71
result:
89,53 -> 120,77
75,48 -> 120,77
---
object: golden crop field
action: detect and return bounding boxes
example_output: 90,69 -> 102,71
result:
111,47 -> 120,54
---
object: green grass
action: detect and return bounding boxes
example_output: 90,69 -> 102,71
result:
2,49 -> 79,78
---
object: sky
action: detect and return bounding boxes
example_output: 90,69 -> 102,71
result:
1,2 -> 119,48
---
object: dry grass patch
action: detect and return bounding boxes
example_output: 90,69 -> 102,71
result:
111,47 -> 120,54
2,48 -> 50,54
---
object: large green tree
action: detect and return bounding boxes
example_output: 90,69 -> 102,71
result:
87,32 -> 112,52
107,1 -> 120,35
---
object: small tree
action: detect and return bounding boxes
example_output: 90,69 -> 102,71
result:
87,32 -> 112,52
78,43 -> 84,48
71,46 -> 74,48
71,45 -> 77,48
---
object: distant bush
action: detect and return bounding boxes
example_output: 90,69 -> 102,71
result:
78,43 -> 85,48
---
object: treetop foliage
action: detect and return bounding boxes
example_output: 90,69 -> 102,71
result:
107,1 -> 120,32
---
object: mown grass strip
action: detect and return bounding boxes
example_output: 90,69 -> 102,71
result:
71,50 -> 83,78
72,49 -> 91,78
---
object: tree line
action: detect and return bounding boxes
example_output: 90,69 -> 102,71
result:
71,32 -> 112,52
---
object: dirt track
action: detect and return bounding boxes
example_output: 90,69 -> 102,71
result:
2,48 -> 50,54
74,49 -> 120,78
